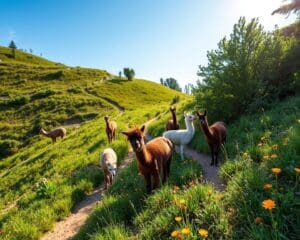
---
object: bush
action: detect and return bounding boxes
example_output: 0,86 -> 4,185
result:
30,90 -> 55,100
0,139 -> 21,158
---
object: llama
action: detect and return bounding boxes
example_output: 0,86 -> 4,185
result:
163,112 -> 196,160
166,106 -> 180,130
100,148 -> 117,189
196,110 -> 227,166
40,127 -> 66,143
122,125 -> 173,193
104,115 -> 117,143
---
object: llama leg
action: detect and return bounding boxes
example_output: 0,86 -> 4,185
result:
210,146 -> 214,166
215,150 -> 219,167
104,174 -> 109,190
166,157 -> 172,179
180,145 -> 184,160
144,174 -> 152,193
153,172 -> 160,190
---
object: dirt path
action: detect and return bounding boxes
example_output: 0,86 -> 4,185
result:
40,117 -> 157,240
184,147 -> 224,191
41,150 -> 135,240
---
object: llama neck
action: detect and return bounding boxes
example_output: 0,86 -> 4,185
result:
105,120 -> 110,128
201,120 -> 213,139
172,112 -> 177,125
41,129 -> 50,136
185,119 -> 195,135
135,143 -> 150,165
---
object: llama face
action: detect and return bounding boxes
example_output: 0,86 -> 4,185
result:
197,111 -> 207,125
184,112 -> 196,122
170,106 -> 176,113
122,126 -> 145,152
108,165 -> 117,177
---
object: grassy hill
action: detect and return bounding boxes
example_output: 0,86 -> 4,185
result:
0,46 -> 185,158
73,96 -> 299,239
0,46 -> 189,239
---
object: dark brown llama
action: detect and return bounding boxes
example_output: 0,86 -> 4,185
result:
166,106 -> 180,130
40,127 -> 66,144
104,115 -> 117,143
122,125 -> 173,193
196,110 -> 226,166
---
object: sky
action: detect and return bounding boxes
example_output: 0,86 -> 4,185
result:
0,0 -> 296,87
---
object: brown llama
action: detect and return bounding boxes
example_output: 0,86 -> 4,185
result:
122,125 -> 173,193
166,106 -> 180,130
104,115 -> 117,143
196,110 -> 226,166
40,127 -> 67,143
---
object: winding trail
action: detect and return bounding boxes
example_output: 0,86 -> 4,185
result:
41,151 -> 134,240
184,147 -> 224,191
40,116 -> 159,240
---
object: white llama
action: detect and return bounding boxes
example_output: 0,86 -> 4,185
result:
163,112 -> 196,160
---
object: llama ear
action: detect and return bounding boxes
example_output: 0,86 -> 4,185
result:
184,111 -> 187,117
196,111 -> 200,117
204,110 -> 207,116
140,125 -> 145,133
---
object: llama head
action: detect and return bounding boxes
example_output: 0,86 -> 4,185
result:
122,125 -> 145,152
196,110 -> 207,125
104,115 -> 109,122
184,112 -> 196,123
170,106 -> 176,113
107,164 -> 117,178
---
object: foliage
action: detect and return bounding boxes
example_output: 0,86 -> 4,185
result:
0,139 -> 21,158
160,77 -> 182,92
193,17 -> 298,122
272,0 -> 300,18
123,67 -> 135,80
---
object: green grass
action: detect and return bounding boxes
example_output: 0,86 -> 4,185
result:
0,45 -> 187,159
0,45 -> 189,239
73,154 -> 204,240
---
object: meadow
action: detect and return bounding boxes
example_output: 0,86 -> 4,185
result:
0,46 -> 187,240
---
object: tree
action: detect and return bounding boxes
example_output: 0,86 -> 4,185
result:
160,78 -> 182,92
193,17 -> 297,121
123,68 -> 135,80
272,0 -> 300,17
184,83 -> 194,94
8,41 -> 17,58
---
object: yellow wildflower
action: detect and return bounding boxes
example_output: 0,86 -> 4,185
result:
270,154 -> 278,159
263,155 -> 270,161
272,168 -> 282,174
263,183 -> 272,189
198,228 -> 208,238
262,199 -> 276,210
171,230 -> 180,238
294,168 -> 300,173
272,144 -> 279,150
175,216 -> 182,222
181,227 -> 191,235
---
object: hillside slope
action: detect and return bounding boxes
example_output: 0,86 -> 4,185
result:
71,96 -> 299,240
0,46 -> 189,239
0,46 -> 186,159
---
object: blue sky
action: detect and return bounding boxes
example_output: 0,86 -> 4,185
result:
0,0 -> 296,87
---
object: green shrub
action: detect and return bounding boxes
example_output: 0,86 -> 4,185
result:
0,139 -> 21,158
